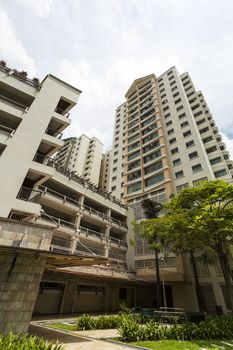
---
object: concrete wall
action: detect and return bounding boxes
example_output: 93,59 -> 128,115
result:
0,251 -> 46,334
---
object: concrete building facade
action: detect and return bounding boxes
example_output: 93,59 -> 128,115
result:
54,134 -> 103,185
109,67 -> 233,313
0,62 -> 140,332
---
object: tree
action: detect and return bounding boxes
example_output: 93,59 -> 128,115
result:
164,180 -> 233,311
141,199 -> 163,308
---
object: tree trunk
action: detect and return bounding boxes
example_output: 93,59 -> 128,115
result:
155,249 -> 161,309
190,251 -> 206,312
217,245 -> 233,311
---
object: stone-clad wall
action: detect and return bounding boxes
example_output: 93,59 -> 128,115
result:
0,251 -> 46,334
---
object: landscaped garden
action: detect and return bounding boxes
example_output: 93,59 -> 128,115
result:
47,311 -> 233,350
0,332 -> 64,350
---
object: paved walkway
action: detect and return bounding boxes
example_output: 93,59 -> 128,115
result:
29,324 -> 136,350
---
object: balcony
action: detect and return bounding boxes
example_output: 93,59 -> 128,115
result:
0,94 -> 26,118
45,127 -> 63,139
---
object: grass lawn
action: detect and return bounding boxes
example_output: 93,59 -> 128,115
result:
47,323 -> 76,331
131,339 -> 233,350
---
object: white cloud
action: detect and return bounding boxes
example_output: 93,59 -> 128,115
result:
16,0 -> 54,17
0,9 -> 36,76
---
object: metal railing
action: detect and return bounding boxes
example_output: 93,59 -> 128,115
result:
0,63 -> 40,88
0,93 -> 27,110
32,152 -> 128,210
79,226 -> 106,241
55,107 -> 70,118
0,124 -> 15,135
108,236 -> 127,247
45,127 -> 63,139
39,186 -> 82,209
17,187 -> 42,203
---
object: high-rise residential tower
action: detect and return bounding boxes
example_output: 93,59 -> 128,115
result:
109,67 -> 233,313
54,134 -> 103,185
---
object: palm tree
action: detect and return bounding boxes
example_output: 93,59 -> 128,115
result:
142,199 -> 162,308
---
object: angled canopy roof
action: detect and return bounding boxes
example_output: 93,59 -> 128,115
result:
125,74 -> 156,98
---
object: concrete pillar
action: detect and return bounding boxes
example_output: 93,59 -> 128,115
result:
0,251 -> 46,334
60,279 -> 77,314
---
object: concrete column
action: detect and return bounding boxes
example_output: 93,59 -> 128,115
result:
0,251 -> 46,334
60,279 -> 77,314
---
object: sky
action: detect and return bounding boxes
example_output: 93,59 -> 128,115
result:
1,0 -> 233,155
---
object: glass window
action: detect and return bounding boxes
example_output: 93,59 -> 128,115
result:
192,163 -> 202,172
214,169 -> 227,178
210,157 -> 222,165
144,161 -> 163,174
145,172 -> 165,187
189,151 -> 198,159
186,140 -> 195,148
175,170 -> 184,179
144,150 -> 161,163
183,130 -> 192,138
206,146 -> 217,154
127,170 -> 141,181
171,147 -> 179,155
169,137 -> 177,145
181,121 -> 189,128
173,158 -> 181,167
127,182 -> 141,194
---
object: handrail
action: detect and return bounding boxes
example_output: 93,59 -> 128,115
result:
32,153 -> 128,210
55,107 -> 70,118
0,124 -> 15,135
0,93 -> 27,110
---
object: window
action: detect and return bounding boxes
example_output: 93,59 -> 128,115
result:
206,146 -> 217,154
128,159 -> 141,171
187,91 -> 195,97
186,140 -> 195,148
194,110 -> 202,117
199,126 -> 209,134
171,86 -> 178,92
189,151 -> 198,160
203,136 -> 213,144
175,98 -> 182,104
128,170 -> 141,181
183,130 -> 192,138
175,170 -> 184,179
160,87 -> 165,93
144,160 -> 163,174
144,150 -> 161,163
163,106 -> 169,112
168,75 -> 174,81
193,177 -> 208,185
176,183 -> 189,192
164,112 -> 171,119
181,121 -> 189,128
167,70 -> 173,76
173,92 -> 179,98
166,120 -> 172,127
143,140 -> 160,153
169,137 -> 176,145
170,80 -> 176,86
162,99 -> 168,105
127,182 -> 141,194
178,113 -> 186,120
112,176 -> 116,181
176,105 -> 183,112
214,169 -> 227,178
192,163 -> 202,172
143,131 -> 159,144
171,147 -> 179,155
111,186 -> 116,191
173,158 -> 181,167
191,104 -> 200,111
197,118 -> 206,126
161,93 -> 166,99
128,150 -> 140,161
145,172 -> 165,187
167,128 -> 174,135
210,157 -> 222,165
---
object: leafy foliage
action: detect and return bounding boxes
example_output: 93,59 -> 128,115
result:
119,315 -> 233,342
0,333 -> 63,350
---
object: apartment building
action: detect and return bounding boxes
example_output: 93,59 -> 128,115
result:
54,134 -> 103,185
109,67 -> 233,313
98,147 -> 112,191
0,61 -> 141,320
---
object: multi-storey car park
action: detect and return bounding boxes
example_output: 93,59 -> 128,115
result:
109,67 -> 233,314
0,61 -> 146,334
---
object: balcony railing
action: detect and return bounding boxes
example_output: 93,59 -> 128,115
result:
17,187 -> 42,203
0,93 -> 27,110
55,107 -> 70,118
37,212 -> 127,247
0,124 -> 15,135
45,127 -> 63,139
32,153 -> 128,210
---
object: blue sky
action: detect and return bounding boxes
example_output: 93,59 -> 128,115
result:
1,0 -> 233,155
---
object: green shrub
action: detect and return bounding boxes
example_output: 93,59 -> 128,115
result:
118,315 -> 233,342
0,332 -> 63,350
76,312 -> 138,330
